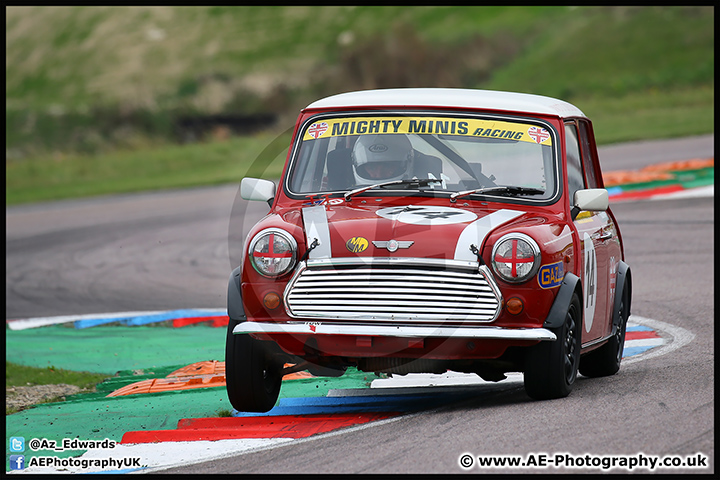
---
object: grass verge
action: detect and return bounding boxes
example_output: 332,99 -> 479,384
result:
578,86 -> 714,144
6,130 -> 291,205
6,86 -> 714,206
6,362 -> 111,389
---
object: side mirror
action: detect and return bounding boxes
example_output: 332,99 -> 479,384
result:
572,188 -> 609,220
241,178 -> 276,205
574,188 -> 609,211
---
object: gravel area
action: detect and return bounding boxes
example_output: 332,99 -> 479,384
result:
6,384 -> 83,411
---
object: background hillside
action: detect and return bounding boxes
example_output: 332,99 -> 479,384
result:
5,6 -> 714,204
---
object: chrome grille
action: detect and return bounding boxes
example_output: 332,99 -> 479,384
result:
284,258 -> 502,324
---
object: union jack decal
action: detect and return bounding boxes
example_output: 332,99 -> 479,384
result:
307,122 -> 328,139
528,126 -> 550,144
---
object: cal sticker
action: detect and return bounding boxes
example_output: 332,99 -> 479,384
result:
346,237 -> 369,253
538,261 -> 564,289
307,122 -> 329,139
608,256 -> 618,308
574,211 -> 592,222
527,126 -> 550,144
583,233 -> 597,333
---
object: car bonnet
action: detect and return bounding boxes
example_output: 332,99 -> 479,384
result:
298,201 -> 528,262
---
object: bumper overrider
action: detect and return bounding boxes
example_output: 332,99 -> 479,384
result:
235,257 -> 557,343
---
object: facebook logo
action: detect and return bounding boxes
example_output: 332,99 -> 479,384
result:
10,455 -> 25,470
10,436 -> 25,452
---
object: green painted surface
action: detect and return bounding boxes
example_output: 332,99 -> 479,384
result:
6,324 -> 227,374
5,322 -> 376,467
5,369 -> 374,463
6,387 -> 231,460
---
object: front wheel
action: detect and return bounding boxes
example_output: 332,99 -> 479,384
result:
225,321 -> 283,413
524,292 -> 582,400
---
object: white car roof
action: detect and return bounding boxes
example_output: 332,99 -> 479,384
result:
305,88 -> 586,118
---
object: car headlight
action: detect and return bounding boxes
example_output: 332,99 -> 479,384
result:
491,233 -> 541,283
248,228 -> 297,277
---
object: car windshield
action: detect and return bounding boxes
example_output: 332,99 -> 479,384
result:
286,113 -> 558,202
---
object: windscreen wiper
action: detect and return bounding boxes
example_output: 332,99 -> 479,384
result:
344,178 -> 441,202
450,185 -> 545,202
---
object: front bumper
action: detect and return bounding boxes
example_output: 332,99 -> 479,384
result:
233,321 -> 557,341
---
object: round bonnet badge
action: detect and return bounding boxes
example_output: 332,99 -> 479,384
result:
376,206 -> 477,225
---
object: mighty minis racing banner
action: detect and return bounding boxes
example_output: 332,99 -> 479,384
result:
303,116 -> 553,146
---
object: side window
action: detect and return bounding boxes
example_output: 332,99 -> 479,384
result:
564,123 -> 585,203
578,120 -> 600,189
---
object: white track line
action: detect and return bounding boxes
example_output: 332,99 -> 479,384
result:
5,312 -> 163,330
6,309 -> 228,330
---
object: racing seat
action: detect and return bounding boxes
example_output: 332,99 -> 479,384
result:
413,152 -> 442,179
326,147 -> 354,191
468,162 -> 496,187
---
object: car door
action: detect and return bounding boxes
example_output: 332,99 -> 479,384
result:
577,120 -> 623,337
566,122 -> 610,344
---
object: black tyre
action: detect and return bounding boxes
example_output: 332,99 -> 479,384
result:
579,283 -> 630,378
524,292 -> 582,400
225,321 -> 282,412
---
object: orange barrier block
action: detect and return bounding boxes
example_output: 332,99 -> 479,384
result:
281,364 -> 315,380
107,361 -> 312,397
602,170 -> 674,186
640,158 -> 713,172
106,379 -> 156,397
106,375 -> 226,397
168,360 -> 225,377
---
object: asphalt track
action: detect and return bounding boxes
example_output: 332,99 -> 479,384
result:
5,134 -> 714,474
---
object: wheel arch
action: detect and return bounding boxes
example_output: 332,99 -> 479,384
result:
611,261 -> 632,335
227,265 -> 246,323
543,272 -> 583,330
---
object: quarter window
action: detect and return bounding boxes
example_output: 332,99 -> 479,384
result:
578,120 -> 600,189
565,123 -> 585,203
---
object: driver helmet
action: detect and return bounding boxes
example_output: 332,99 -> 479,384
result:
351,134 -> 414,184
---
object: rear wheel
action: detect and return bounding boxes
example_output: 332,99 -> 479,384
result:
225,321 -> 282,412
524,292 -> 582,400
579,283 -> 630,377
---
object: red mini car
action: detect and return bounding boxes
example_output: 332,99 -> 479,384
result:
226,88 -> 632,412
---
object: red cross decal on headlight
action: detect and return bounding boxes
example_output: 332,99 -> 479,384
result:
493,239 -> 534,277
253,234 -> 293,258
